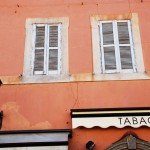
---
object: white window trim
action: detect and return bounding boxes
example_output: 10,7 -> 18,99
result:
91,13 -> 146,81
23,17 -> 69,83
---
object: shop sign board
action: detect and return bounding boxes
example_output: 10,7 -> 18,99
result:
71,108 -> 150,128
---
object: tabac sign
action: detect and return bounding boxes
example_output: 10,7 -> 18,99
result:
71,108 -> 150,128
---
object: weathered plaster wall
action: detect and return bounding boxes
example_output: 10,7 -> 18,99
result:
0,0 -> 150,75
0,0 -> 150,149
1,80 -> 150,130
69,127 -> 150,150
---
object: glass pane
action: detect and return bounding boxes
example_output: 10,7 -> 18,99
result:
34,49 -> 44,71
104,46 -> 116,70
102,23 -> 114,45
35,26 -> 45,47
49,26 -> 58,47
120,46 -> 133,69
49,49 -> 58,70
117,22 -> 130,44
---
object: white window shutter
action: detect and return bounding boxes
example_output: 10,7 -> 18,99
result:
100,21 -> 117,73
102,22 -> 114,45
103,46 -> 117,71
33,25 -> 46,75
58,24 -> 62,74
99,20 -> 136,73
32,23 -> 62,75
117,21 -> 134,70
48,24 -> 61,74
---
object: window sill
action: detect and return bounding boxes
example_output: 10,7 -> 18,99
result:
1,72 -> 150,85
22,74 -> 71,84
0,74 -> 70,85
94,72 -> 150,81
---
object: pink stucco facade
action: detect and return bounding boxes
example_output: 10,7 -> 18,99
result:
1,0 -> 150,149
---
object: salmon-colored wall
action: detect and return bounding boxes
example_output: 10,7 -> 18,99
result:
1,0 -> 150,75
1,0 -> 150,149
69,127 -> 150,150
1,80 -> 150,129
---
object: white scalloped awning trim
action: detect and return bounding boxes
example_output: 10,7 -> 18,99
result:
72,116 -> 150,128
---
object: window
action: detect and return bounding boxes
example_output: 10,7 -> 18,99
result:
91,14 -> 145,80
99,20 -> 136,74
33,24 -> 61,75
23,17 -> 69,83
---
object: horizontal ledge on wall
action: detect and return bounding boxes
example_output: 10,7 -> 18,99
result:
0,72 -> 150,85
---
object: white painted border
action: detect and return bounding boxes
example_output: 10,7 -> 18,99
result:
23,17 -> 69,83
91,13 -> 145,80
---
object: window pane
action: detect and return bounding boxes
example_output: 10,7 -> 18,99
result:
35,26 -> 45,47
104,46 -> 116,70
102,23 -> 114,45
120,46 -> 133,69
49,49 -> 58,70
34,49 -> 44,71
49,26 -> 58,47
117,22 -> 130,44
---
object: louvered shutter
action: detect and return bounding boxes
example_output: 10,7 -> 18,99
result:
100,22 -> 117,73
32,24 -> 61,75
47,24 -> 61,74
33,25 -> 46,75
117,21 -> 135,71
99,20 -> 136,73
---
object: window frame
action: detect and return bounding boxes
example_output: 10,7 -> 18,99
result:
91,13 -> 145,81
23,17 -> 69,83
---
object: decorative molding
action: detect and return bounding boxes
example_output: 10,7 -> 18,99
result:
106,132 -> 150,150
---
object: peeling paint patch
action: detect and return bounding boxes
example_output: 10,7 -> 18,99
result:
93,13 -> 132,21
0,102 -> 53,130
70,73 -> 93,81
31,121 -> 52,129
1,102 -> 30,130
